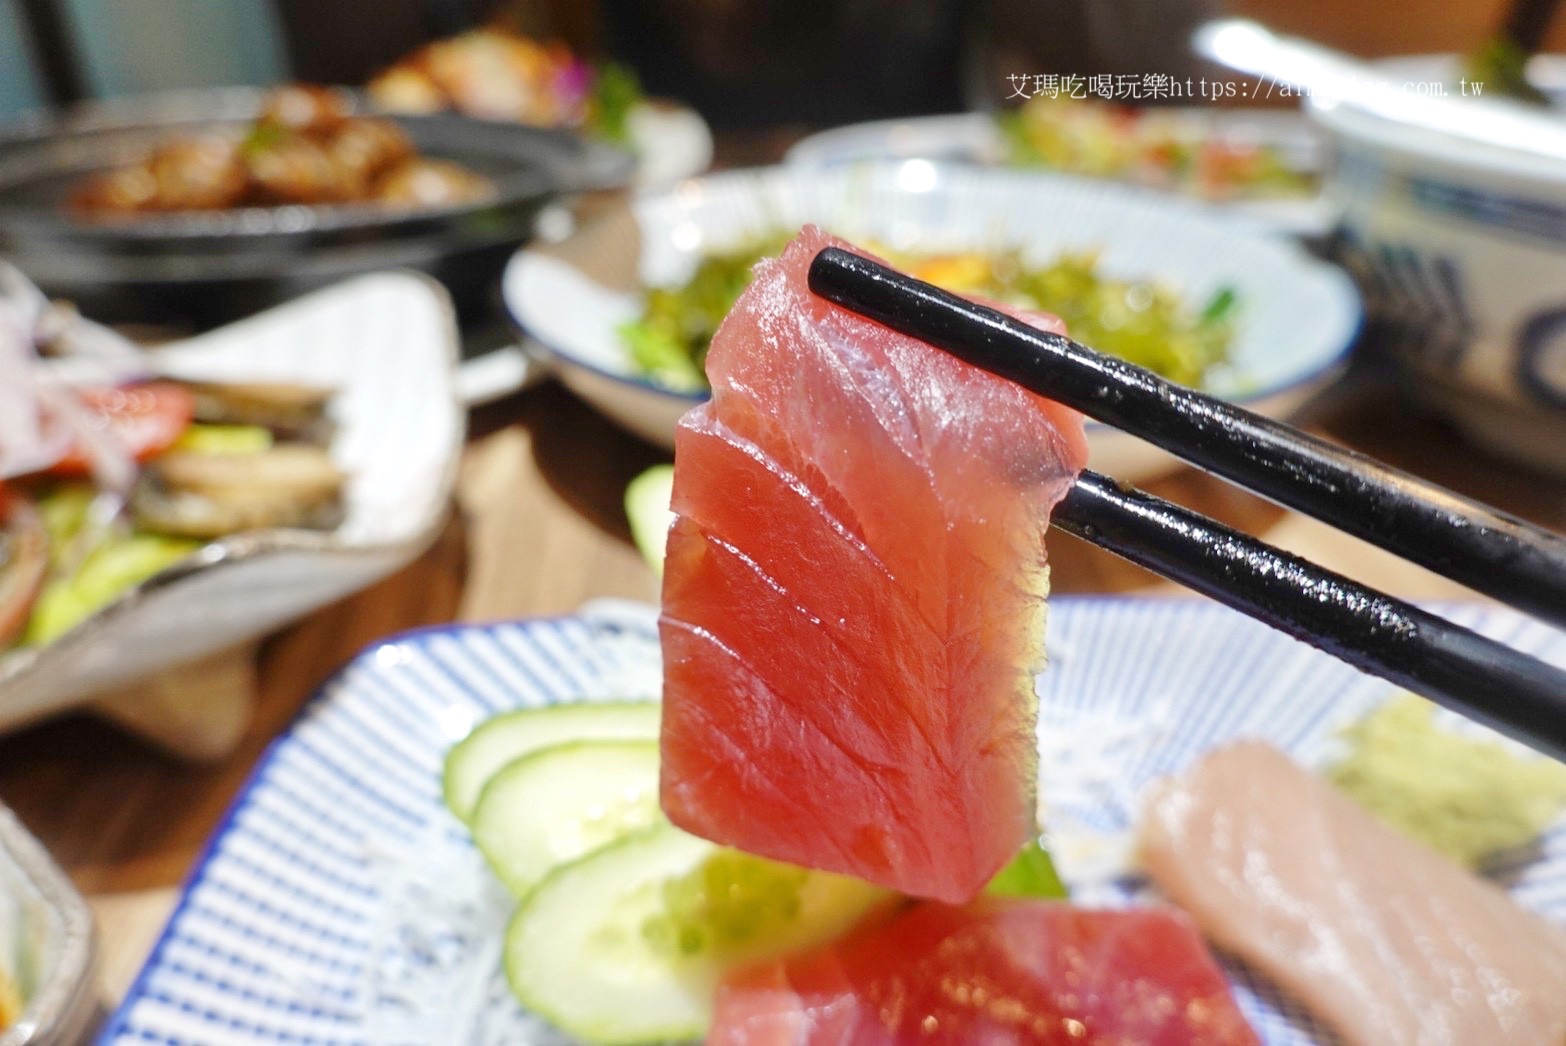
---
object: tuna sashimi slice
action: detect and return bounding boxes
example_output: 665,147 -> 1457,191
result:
708,898 -> 1259,1045
1139,740 -> 1566,1046
658,226 -> 1088,904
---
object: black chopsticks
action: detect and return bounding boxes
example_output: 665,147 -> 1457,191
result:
809,247 -> 1566,630
807,246 -> 1566,762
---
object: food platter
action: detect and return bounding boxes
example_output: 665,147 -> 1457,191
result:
0,87 -> 633,324
101,597 -> 1566,1043
504,162 -> 1360,481
0,270 -> 463,749
785,108 -> 1335,236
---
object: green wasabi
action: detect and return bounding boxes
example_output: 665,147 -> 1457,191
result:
1329,693 -> 1566,867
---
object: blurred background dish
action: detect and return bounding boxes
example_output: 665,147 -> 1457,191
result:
0,86 -> 631,327
786,105 -> 1334,236
365,25 -> 713,186
0,270 -> 463,754
1320,54 -> 1566,475
504,161 -> 1360,481
0,802 -> 94,1046
1191,21 -> 1566,476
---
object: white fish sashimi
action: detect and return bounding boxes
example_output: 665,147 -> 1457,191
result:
1139,740 -> 1566,1046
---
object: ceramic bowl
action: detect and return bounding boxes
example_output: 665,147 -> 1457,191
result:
503,162 -> 1361,479
0,804 -> 94,1046
1310,55 -> 1566,474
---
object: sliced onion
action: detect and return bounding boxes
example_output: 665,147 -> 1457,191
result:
0,266 -> 147,491
0,301 -> 68,480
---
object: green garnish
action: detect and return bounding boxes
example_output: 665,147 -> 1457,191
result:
985,839 -> 1068,900
239,121 -> 287,158
642,849 -> 812,960
25,531 -> 200,646
171,423 -> 274,456
1330,693 -> 1566,866
1006,251 -> 1235,388
623,240 -> 1237,394
619,235 -> 788,391
1200,286 -> 1239,325
588,62 -> 644,147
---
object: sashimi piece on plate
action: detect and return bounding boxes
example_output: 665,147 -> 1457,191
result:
658,226 -> 1088,905
708,897 -> 1259,1045
1139,740 -> 1566,1046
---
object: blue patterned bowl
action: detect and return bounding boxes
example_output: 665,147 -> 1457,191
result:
1312,55 -> 1566,474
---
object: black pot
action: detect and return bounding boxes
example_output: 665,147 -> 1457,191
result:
0,87 -> 633,328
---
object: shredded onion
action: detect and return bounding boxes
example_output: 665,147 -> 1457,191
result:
0,264 -> 143,494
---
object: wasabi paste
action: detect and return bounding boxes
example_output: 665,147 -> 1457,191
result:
1329,693 -> 1566,867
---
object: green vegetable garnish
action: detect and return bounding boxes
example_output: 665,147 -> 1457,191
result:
997,95 -> 1315,199
619,236 -> 788,392
1329,693 -> 1566,867
25,531 -> 200,646
588,62 -> 644,147
644,849 -> 816,960
985,839 -> 1068,899
1006,251 -> 1234,389
35,485 -> 95,569
171,423 -> 274,456
624,240 -> 1237,394
1200,286 -> 1239,325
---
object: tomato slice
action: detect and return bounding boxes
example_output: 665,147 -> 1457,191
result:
47,382 -> 196,476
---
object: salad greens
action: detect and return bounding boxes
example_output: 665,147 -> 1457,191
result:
997,96 -> 1315,201
621,239 -> 1238,392
620,236 -> 789,392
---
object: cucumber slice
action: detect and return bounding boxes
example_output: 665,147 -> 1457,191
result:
472,740 -> 662,898
624,465 -> 674,577
506,823 -> 889,1044
443,702 -> 660,824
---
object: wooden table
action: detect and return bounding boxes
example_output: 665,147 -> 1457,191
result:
4,306 -> 1566,1031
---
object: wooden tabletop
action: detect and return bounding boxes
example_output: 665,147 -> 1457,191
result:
5,290 -> 1566,1031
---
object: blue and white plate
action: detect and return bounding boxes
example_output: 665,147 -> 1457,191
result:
103,598 -> 1566,1044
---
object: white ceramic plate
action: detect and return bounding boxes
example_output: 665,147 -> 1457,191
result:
503,163 -> 1362,475
784,109 -> 1335,236
626,102 -> 715,186
102,597 -> 1566,1043
0,803 -> 94,1045
0,271 -> 464,739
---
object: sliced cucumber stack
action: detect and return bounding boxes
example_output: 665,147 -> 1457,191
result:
472,740 -> 662,898
506,823 -> 890,1045
443,701 -> 660,823
625,465 -> 675,577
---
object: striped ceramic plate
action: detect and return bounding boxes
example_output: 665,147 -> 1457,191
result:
103,598 -> 1566,1044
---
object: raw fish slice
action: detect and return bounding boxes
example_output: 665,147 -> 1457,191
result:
659,227 -> 1087,903
709,899 -> 1259,1045
1139,740 -> 1566,1046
